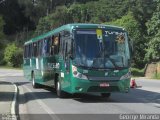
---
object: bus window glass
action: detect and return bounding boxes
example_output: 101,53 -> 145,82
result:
38,41 -> 42,56
42,38 -> 50,56
50,35 -> 60,55
24,46 -> 26,58
73,29 -> 130,69
33,42 -> 37,57
27,45 -> 29,58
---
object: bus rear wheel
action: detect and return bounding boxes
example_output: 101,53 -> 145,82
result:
32,73 -> 39,88
101,93 -> 111,98
56,80 -> 66,98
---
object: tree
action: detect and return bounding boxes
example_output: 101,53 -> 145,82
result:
34,6 -> 70,36
0,15 -> 5,65
4,43 -> 23,67
145,0 -> 160,62
145,33 -> 160,62
0,15 -> 5,40
0,0 -> 34,35
129,0 -> 157,35
146,0 -> 160,36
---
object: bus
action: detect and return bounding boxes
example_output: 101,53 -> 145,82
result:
23,23 -> 132,98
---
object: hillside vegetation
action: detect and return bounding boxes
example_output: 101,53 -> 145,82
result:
0,0 -> 159,78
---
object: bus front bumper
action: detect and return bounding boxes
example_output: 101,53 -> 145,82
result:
70,78 -> 130,94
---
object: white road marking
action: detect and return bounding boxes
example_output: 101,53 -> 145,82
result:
19,86 -> 28,114
23,85 -> 61,120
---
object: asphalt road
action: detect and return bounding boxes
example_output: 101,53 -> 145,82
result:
0,69 -> 160,120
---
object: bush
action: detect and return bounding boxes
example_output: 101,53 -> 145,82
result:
11,49 -> 23,67
152,73 -> 160,79
131,68 -> 144,77
4,43 -> 23,67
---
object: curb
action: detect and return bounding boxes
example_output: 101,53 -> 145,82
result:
10,82 -> 18,120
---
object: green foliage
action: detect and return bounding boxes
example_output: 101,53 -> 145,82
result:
152,73 -> 160,79
34,6 -> 70,36
146,0 -> 160,36
0,15 -> 5,65
34,0 -> 130,35
145,33 -> 160,62
131,68 -> 144,77
4,43 -> 23,67
129,0 -> 157,34
0,0 -> 33,35
10,49 -> 23,67
106,12 -> 141,40
0,0 -> 159,68
145,0 -> 160,62
0,15 -> 5,40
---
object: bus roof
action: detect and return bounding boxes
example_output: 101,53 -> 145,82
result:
24,23 -> 125,45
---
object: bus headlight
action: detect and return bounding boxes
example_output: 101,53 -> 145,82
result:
120,72 -> 131,80
72,65 -> 88,80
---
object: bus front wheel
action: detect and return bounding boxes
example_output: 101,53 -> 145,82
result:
101,93 -> 111,98
32,73 -> 39,88
56,80 -> 66,98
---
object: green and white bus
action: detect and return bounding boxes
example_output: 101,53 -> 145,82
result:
23,23 -> 132,98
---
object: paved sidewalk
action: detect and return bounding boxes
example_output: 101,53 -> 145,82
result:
0,81 -> 16,114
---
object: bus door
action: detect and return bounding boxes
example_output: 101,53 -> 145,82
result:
60,31 -> 72,89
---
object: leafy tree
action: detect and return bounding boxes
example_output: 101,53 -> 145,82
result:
0,0 -> 34,35
4,43 -> 23,67
34,6 -> 70,36
0,15 -> 5,65
129,0 -> 157,35
145,0 -> 160,62
0,15 -> 5,40
145,33 -> 160,62
146,0 -> 160,36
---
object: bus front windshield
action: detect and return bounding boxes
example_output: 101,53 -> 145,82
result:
73,29 -> 131,69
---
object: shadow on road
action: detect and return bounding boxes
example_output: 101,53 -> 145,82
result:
14,81 -> 160,104
0,82 -> 15,102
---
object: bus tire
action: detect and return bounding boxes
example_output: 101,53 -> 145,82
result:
101,93 -> 111,98
56,80 -> 66,98
32,73 -> 39,88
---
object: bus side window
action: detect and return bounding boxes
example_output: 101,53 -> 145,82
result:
42,38 -> 50,56
33,42 -> 38,57
51,34 -> 60,55
38,40 -> 42,57
50,36 -> 54,56
28,44 -> 30,58
24,46 -> 26,58
39,40 -> 42,57
26,45 -> 28,58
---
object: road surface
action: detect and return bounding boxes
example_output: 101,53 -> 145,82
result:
0,69 -> 160,120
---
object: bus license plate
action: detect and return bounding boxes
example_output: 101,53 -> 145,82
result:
100,83 -> 109,87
